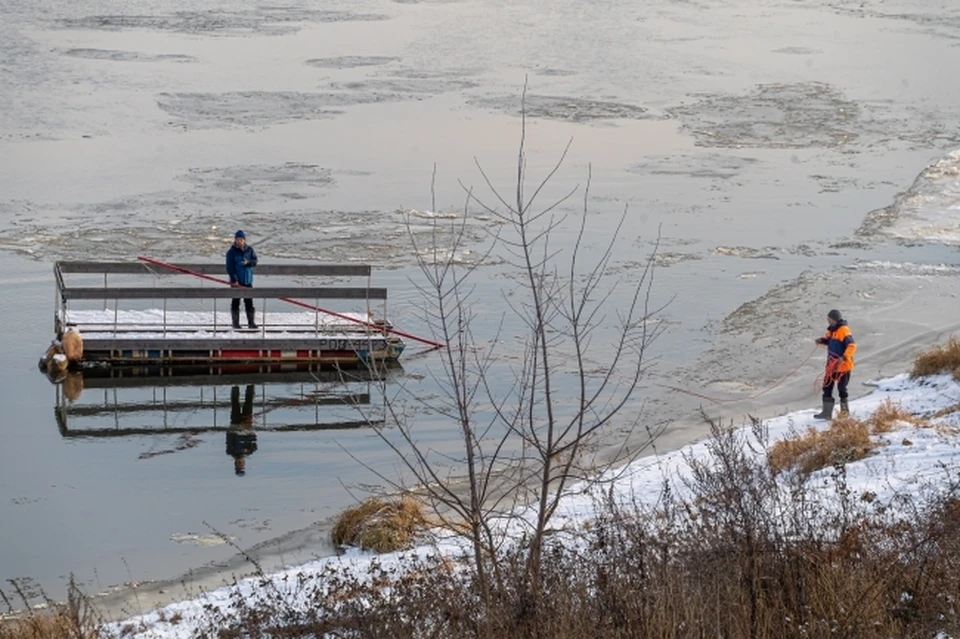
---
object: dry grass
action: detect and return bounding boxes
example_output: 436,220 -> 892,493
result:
868,398 -> 927,431
0,611 -> 93,639
331,495 -> 428,553
0,579 -> 100,639
0,606 -> 99,639
768,415 -> 874,475
768,399 -> 930,475
934,402 -> 960,419
912,337 -> 960,379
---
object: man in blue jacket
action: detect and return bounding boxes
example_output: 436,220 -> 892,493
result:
226,230 -> 258,329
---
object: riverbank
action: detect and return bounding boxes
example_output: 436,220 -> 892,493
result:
92,359 -> 960,637
73,267 -> 960,624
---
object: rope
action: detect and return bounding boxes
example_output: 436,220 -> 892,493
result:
814,355 -> 849,394
137,255 -> 446,348
656,343 -> 823,405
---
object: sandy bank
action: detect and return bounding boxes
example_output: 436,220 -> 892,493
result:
638,265 -> 960,456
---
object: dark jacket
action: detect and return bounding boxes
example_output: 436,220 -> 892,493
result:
817,319 -> 856,372
226,244 -> 258,286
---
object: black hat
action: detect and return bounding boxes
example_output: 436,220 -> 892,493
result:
827,309 -> 842,321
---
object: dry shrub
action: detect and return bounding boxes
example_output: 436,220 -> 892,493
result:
0,579 -> 100,639
331,495 -> 427,553
768,415 -> 873,475
868,398 -> 927,432
769,399 -> 931,475
934,402 -> 960,419
0,610 -> 97,639
912,337 -> 960,379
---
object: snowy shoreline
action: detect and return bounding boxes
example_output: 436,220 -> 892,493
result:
101,371 -> 960,638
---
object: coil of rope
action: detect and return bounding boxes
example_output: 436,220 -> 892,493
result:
815,354 -> 849,395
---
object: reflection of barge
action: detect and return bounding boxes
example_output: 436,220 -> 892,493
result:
53,261 -> 405,366
55,366 -> 386,439
75,362 -> 389,389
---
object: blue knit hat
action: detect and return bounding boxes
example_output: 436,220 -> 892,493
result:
234,229 -> 245,239
828,309 -> 842,321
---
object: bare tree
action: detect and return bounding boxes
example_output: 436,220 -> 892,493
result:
354,86 -> 667,616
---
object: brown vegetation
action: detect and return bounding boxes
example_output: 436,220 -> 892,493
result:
331,495 -> 428,553
912,337 -> 960,378
0,580 -> 100,639
934,402 -> 960,419
768,414 -> 873,475
0,612 -> 97,639
768,399 -> 927,476
868,398 -> 927,431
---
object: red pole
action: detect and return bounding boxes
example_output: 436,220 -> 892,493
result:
136,255 -> 445,349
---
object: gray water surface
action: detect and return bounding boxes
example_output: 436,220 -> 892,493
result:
3,0 -> 960,605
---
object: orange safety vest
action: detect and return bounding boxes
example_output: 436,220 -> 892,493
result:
822,320 -> 856,373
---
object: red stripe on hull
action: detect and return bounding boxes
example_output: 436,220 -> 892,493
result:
221,350 -> 261,359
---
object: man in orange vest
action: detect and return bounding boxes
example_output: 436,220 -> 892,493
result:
813,309 -> 856,419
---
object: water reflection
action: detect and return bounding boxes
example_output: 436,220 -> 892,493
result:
227,385 -> 257,476
54,364 -> 391,476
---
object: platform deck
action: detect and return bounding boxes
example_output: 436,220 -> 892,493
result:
65,309 -> 383,337
52,261 -> 405,365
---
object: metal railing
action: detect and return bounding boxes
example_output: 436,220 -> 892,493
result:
54,261 -> 389,341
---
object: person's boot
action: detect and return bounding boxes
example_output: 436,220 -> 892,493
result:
839,399 -> 849,416
813,398 -> 835,420
246,308 -> 258,329
231,308 -> 241,329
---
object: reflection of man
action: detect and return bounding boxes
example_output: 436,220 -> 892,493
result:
225,384 -> 257,476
